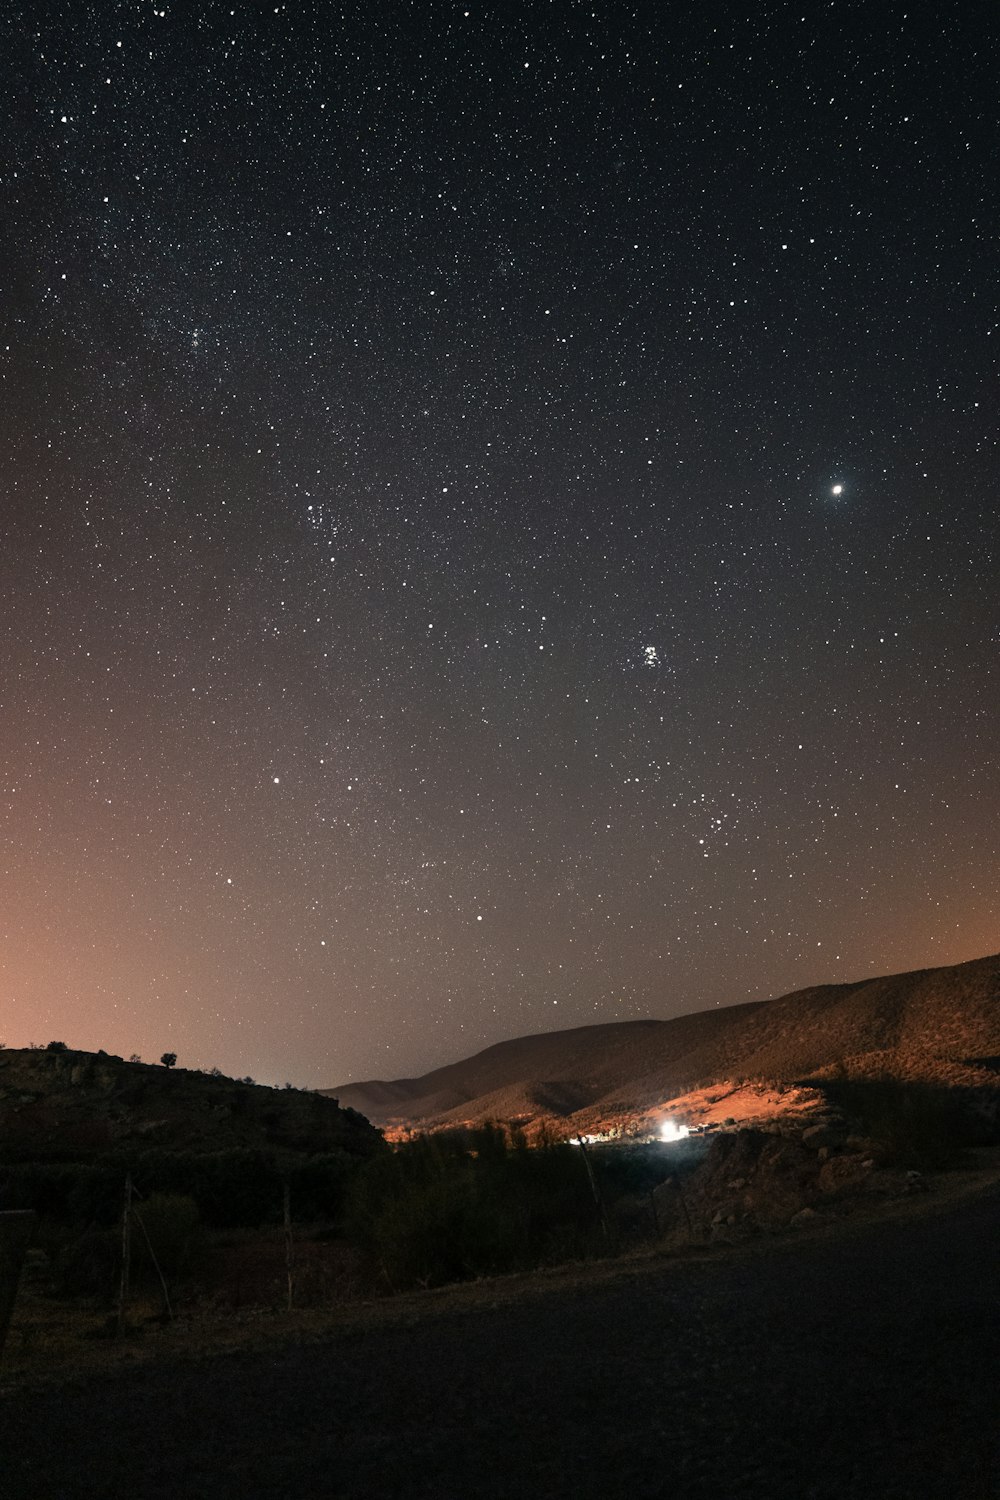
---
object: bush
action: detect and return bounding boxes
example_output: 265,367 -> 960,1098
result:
817,1076 -> 984,1167
0,1162 -> 123,1223
0,1147 -> 362,1233
133,1193 -> 206,1286
58,1225 -> 119,1299
345,1127 -> 602,1290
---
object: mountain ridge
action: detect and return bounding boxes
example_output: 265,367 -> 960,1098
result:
0,1047 -> 383,1160
322,953 -> 1000,1132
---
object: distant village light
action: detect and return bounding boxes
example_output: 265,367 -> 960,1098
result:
659,1119 -> 690,1143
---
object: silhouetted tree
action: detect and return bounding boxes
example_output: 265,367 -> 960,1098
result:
160,1052 -> 177,1069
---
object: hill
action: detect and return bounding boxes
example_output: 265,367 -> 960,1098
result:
0,1046 -> 381,1161
324,952 -> 1000,1134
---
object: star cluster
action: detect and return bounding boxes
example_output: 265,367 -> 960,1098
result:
2,2 -> 997,1083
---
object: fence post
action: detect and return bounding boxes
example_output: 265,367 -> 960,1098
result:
574,1138 -> 610,1241
283,1183 -> 294,1312
116,1173 -> 133,1337
0,1211 -> 36,1363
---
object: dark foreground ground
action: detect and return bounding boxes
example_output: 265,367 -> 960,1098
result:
2,1187 -> 998,1500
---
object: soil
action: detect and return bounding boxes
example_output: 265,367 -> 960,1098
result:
1,1169 -> 998,1499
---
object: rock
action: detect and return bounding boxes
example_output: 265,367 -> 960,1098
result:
817,1154 -> 875,1196
650,1177 -> 687,1233
685,1129 -> 822,1226
790,1207 -> 820,1226
802,1122 -> 846,1150
710,1199 -> 742,1226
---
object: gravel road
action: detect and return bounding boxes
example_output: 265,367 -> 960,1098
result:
2,1187 -> 998,1500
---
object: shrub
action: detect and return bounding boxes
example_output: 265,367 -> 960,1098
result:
345,1128 -> 602,1290
58,1225 -> 119,1299
133,1193 -> 206,1286
817,1076 -> 984,1167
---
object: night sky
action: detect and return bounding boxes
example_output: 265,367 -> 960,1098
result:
3,2 -> 997,1087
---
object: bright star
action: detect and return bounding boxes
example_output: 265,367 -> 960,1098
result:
831,483 -> 843,496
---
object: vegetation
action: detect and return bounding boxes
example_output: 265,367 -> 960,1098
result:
1,1114 -> 707,1316
344,1125 -> 697,1290
0,1147 -> 361,1230
816,1075 -> 993,1168
1,1022 -> 995,1344
347,1126 -> 586,1287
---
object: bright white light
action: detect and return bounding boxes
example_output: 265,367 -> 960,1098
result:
659,1119 -> 691,1143
831,483 -> 843,496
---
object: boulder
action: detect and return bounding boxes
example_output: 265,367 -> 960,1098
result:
686,1129 -> 821,1226
817,1153 -> 875,1196
801,1121 -> 847,1150
650,1177 -> 688,1233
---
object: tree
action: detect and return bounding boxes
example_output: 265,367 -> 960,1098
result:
160,1052 -> 177,1069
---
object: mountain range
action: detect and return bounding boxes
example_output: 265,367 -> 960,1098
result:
323,952 -> 1000,1135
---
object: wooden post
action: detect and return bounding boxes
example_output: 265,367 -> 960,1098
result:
574,1138 -> 610,1241
117,1173 -> 132,1337
283,1182 -> 294,1312
132,1208 -> 173,1321
676,1177 -> 694,1241
0,1211 -> 36,1364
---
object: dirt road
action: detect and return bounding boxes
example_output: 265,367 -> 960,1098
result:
2,1186 -> 998,1499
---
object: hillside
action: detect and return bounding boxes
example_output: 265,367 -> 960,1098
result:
0,1047 -> 382,1161
324,952 -> 1000,1133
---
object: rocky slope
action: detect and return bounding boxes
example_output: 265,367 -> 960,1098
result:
0,1047 -> 382,1161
